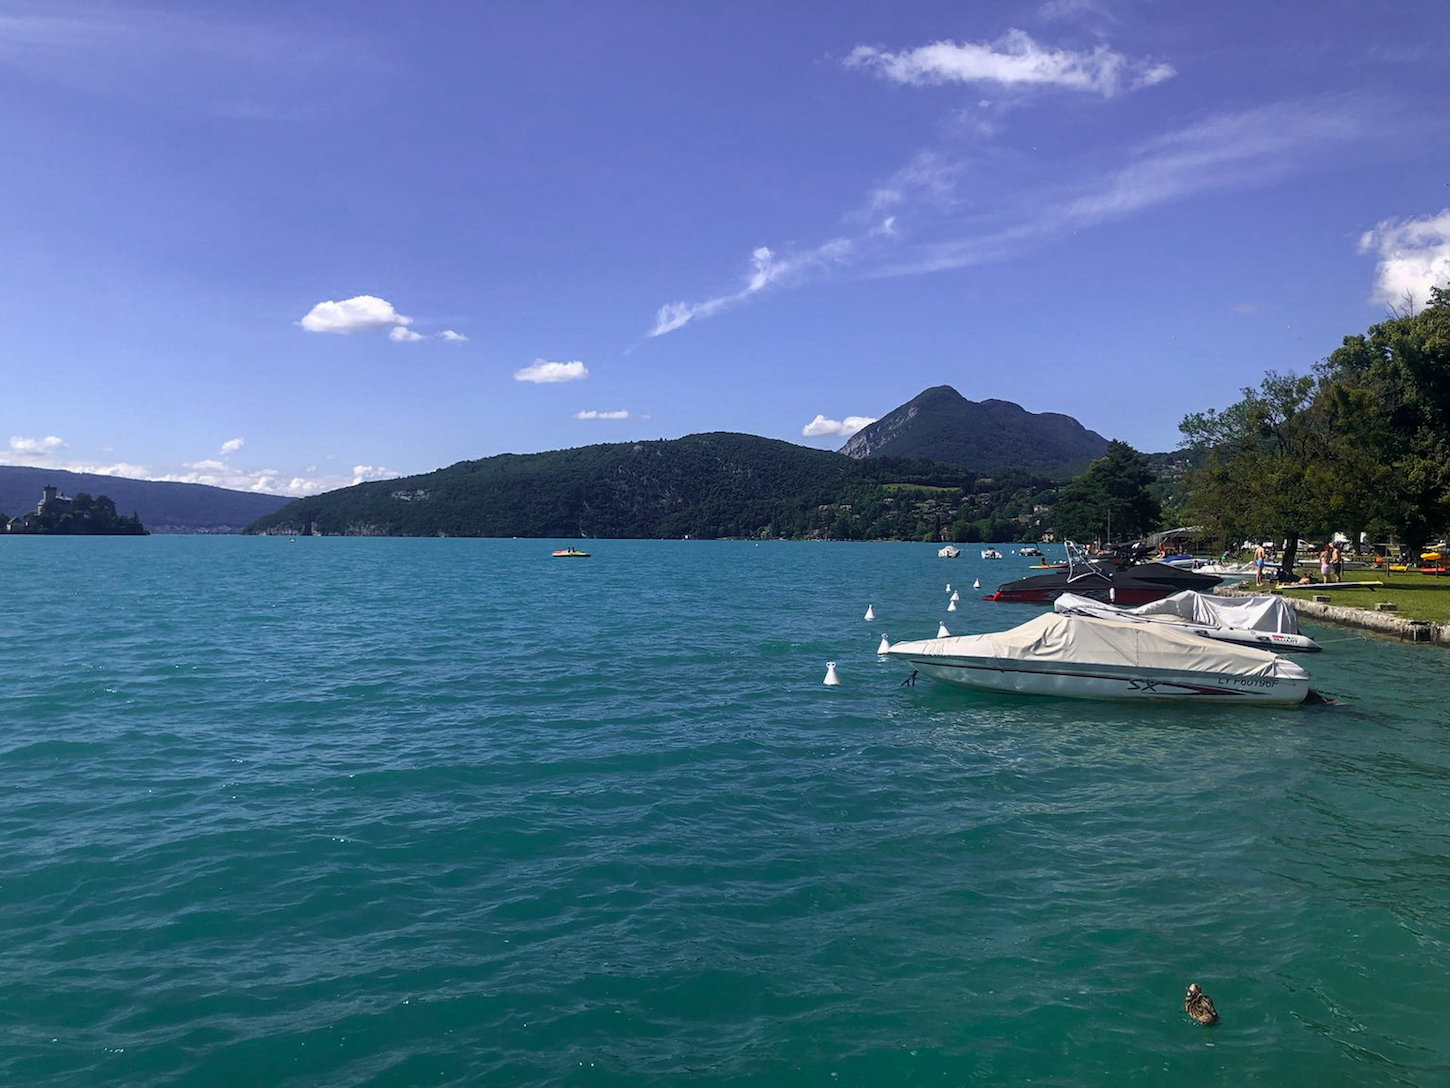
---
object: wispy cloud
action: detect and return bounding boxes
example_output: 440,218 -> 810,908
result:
649,240 -> 853,337
877,97 -> 1390,278
439,329 -> 468,342
1,435 -> 399,498
1359,208 -> 1450,310
574,409 -> 630,420
802,414 -> 876,438
388,326 -> 424,342
300,294 -> 412,335
645,93 -> 1405,339
845,29 -> 1172,97
515,359 -> 588,383
9,434 -> 66,456
220,437 -> 245,454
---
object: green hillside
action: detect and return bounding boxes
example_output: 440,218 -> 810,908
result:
246,432 -> 1056,542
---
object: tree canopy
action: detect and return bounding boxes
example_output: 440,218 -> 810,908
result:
1050,440 -> 1161,544
1179,284 -> 1450,563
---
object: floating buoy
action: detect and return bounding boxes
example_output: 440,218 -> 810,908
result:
877,634 -> 890,656
950,590 -> 960,602
945,583 -> 952,593
823,661 -> 841,685
937,622 -> 950,638
972,579 -> 980,590
947,599 -> 957,612
864,604 -> 875,621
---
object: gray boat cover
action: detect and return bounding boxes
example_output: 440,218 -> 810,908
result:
892,612 -> 1308,680
1054,589 -> 1300,634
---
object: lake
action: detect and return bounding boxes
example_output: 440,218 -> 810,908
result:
4,537 -> 1449,1086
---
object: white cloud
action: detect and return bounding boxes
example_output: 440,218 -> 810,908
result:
352,464 -> 401,484
388,326 -> 423,342
220,436 -> 244,454
9,434 -> 66,455
515,359 -> 588,383
845,29 -> 1173,97
299,294 -> 412,334
1359,208 -> 1450,311
439,329 -> 468,342
649,239 -> 854,336
574,409 -> 630,420
802,414 -> 876,438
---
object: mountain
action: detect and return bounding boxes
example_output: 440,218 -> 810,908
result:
0,466 -> 291,533
245,432 -> 1057,541
840,386 -> 1110,476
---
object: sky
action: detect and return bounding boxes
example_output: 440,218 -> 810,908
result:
3,0 -> 1449,496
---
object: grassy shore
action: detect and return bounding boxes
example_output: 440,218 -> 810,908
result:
1277,569 -> 1450,624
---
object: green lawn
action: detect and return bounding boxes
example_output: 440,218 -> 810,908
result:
1278,570 -> 1450,624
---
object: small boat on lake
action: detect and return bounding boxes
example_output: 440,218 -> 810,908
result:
885,612 -> 1309,705
552,547 -> 591,558
1019,546 -> 1043,557
938,545 -> 961,558
1052,590 -> 1322,653
981,547 -> 1003,559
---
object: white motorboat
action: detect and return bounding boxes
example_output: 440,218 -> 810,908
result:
1020,546 -> 1043,557
1052,590 -> 1322,653
981,548 -> 1003,559
1182,561 -> 1258,583
938,544 -> 961,558
886,612 -> 1310,705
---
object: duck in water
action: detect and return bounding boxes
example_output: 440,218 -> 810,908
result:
1184,983 -> 1218,1025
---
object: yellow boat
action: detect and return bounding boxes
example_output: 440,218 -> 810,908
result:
552,547 -> 591,558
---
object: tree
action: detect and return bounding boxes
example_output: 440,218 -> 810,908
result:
1318,285 -> 1450,554
1179,371 -> 1380,576
1051,440 -> 1161,543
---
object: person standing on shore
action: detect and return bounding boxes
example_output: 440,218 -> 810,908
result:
1331,542 -> 1343,582
1320,543 -> 1333,583
1255,543 -> 1267,586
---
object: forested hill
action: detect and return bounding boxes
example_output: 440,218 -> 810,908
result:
0,466 -> 291,533
245,432 -> 1057,541
840,385 -> 1109,475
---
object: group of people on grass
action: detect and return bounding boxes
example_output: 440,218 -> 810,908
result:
1252,540 -> 1344,587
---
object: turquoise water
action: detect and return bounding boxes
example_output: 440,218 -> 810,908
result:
4,537 -> 1450,1086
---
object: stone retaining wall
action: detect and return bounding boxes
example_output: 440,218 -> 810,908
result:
1215,586 -> 1449,646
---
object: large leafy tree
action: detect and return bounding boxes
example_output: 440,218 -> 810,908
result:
1051,440 -> 1161,543
1179,368 -> 1392,575
1318,285 -> 1450,553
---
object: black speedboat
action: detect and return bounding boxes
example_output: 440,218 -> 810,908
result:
988,543 -> 1221,606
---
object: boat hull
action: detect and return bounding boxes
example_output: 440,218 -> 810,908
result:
897,652 -> 1308,705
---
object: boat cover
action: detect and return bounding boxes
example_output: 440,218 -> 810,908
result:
1055,589 -> 1299,634
895,612 -> 1306,681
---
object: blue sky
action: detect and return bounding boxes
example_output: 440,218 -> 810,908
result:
3,0 -> 1448,496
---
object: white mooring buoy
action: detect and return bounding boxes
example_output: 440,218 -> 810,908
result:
937,622 -> 951,638
877,633 -> 890,656
823,661 -> 841,685
947,599 -> 957,612
972,578 -> 980,590
864,604 -> 876,621
950,590 -> 960,602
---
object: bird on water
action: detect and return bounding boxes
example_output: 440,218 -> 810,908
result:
1184,983 -> 1218,1025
